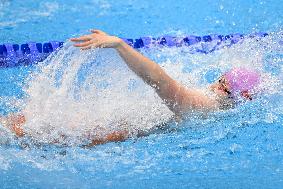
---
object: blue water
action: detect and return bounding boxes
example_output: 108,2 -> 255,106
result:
0,0 -> 283,188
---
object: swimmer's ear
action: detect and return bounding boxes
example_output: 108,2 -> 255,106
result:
241,91 -> 252,100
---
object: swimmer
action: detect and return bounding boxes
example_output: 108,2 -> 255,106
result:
1,29 -> 261,146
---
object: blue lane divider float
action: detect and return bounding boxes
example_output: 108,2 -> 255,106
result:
0,32 -> 269,68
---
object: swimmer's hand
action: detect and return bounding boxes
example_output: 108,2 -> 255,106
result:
0,114 -> 25,137
70,29 -> 122,50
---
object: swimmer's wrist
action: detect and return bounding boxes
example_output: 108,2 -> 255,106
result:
114,37 -> 124,49
115,38 -> 132,54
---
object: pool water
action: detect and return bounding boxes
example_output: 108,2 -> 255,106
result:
0,0 -> 283,188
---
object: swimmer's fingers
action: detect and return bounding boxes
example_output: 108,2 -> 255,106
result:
80,42 -> 104,50
70,35 -> 92,42
90,29 -> 107,35
80,45 -> 92,50
73,40 -> 94,47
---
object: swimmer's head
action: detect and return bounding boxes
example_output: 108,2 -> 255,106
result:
210,67 -> 261,101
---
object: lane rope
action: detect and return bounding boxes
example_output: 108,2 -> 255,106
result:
0,32 -> 269,68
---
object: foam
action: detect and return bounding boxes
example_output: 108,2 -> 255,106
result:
20,43 -> 173,145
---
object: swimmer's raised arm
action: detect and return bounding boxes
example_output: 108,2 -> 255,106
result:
71,30 -> 218,115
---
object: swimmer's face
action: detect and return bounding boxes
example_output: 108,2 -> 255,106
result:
210,75 -> 232,98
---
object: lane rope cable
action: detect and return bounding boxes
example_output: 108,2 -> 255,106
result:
0,32 -> 269,68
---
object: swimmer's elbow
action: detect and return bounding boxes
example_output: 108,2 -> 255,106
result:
87,130 -> 130,147
105,130 -> 129,142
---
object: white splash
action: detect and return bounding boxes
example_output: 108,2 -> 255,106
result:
21,43 -> 173,145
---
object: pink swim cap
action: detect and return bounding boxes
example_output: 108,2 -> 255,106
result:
224,68 -> 260,96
